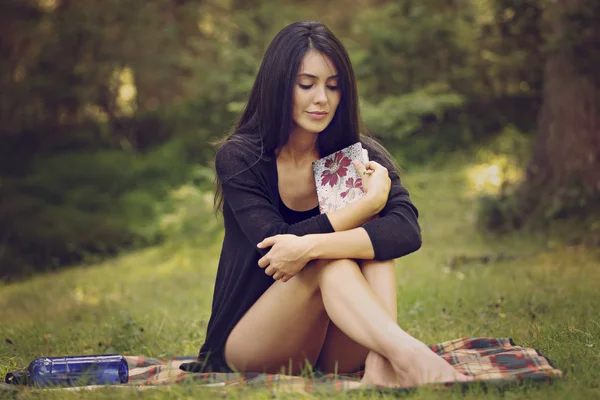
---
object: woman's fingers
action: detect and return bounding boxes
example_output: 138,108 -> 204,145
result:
366,161 -> 390,184
264,265 -> 276,276
353,160 -> 374,194
257,235 -> 278,249
352,160 -> 367,175
266,267 -> 290,281
258,255 -> 269,268
353,160 -> 375,174
363,161 -> 391,208
365,160 -> 386,173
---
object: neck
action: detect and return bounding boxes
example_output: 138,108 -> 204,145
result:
277,126 -> 319,166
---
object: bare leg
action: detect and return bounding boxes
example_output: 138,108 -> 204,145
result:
224,261 -> 330,374
360,259 -> 400,386
226,258 -> 471,386
314,258 -> 471,387
317,259 -> 399,386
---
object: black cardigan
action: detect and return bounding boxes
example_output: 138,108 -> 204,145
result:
189,141 -> 421,372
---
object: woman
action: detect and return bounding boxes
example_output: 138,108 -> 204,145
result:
191,21 -> 472,388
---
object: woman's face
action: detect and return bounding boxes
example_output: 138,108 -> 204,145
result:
292,50 -> 341,135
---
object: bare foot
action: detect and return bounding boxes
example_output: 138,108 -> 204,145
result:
388,344 -> 474,387
360,351 -> 400,387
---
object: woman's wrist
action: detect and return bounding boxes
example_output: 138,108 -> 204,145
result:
363,191 -> 386,215
303,234 -> 321,260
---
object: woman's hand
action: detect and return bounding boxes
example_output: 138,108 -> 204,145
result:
353,160 -> 391,214
257,235 -> 314,282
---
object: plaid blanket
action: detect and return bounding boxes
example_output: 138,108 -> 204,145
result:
5,337 -> 562,393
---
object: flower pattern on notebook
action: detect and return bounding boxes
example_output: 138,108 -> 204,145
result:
312,142 -> 369,214
340,177 -> 364,201
320,152 -> 352,187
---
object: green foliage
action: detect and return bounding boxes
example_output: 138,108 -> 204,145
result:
478,192 -> 523,232
361,84 -> 465,140
351,2 -> 452,93
1,0 -> 548,144
0,139 -> 215,280
479,180 -> 600,237
1,0 -> 208,133
347,0 -> 545,158
1,0 -> 597,274
158,182 -> 221,242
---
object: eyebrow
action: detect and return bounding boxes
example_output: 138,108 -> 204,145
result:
297,73 -> 339,80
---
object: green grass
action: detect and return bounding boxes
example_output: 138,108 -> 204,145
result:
1,160 -> 599,399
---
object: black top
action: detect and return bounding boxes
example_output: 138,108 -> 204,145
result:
278,195 -> 320,224
187,140 -> 422,373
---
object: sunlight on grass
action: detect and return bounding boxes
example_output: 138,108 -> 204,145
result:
37,0 -> 57,12
1,159 -> 599,399
110,66 -> 137,117
464,154 -> 523,198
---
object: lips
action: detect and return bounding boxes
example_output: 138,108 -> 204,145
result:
307,111 -> 328,115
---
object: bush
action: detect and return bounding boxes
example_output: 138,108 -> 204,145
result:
0,137 -> 215,281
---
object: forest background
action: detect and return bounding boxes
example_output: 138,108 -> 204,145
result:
0,0 -> 599,397
1,0 -> 599,277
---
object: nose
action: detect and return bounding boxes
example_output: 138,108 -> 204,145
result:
313,85 -> 328,105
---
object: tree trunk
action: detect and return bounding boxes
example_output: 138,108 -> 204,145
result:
519,0 -> 600,220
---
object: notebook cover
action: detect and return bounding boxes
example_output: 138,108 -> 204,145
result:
312,142 -> 369,214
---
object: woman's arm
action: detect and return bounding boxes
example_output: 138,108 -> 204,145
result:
216,143 -> 382,256
359,176 -> 422,260
256,228 -> 374,280
307,176 -> 422,261
306,227 -> 375,259
257,172 -> 421,279
326,194 -> 379,231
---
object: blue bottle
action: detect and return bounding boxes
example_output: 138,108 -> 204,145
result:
27,354 -> 129,387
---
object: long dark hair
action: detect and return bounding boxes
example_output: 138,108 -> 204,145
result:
213,21 -> 400,212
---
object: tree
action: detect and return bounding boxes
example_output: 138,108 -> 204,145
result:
518,0 -> 600,222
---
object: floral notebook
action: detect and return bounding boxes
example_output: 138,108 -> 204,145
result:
312,142 -> 369,214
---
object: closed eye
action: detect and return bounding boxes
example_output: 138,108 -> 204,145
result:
298,84 -> 340,90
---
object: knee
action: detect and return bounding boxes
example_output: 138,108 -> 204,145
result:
314,258 -> 360,270
359,259 -> 396,269
295,258 -> 359,286
309,258 -> 362,285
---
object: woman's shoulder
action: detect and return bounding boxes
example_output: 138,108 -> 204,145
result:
215,139 -> 269,179
215,140 -> 246,163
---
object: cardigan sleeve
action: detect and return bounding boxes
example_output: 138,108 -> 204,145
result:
360,176 -> 422,261
216,143 -> 334,257
359,145 -> 422,261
